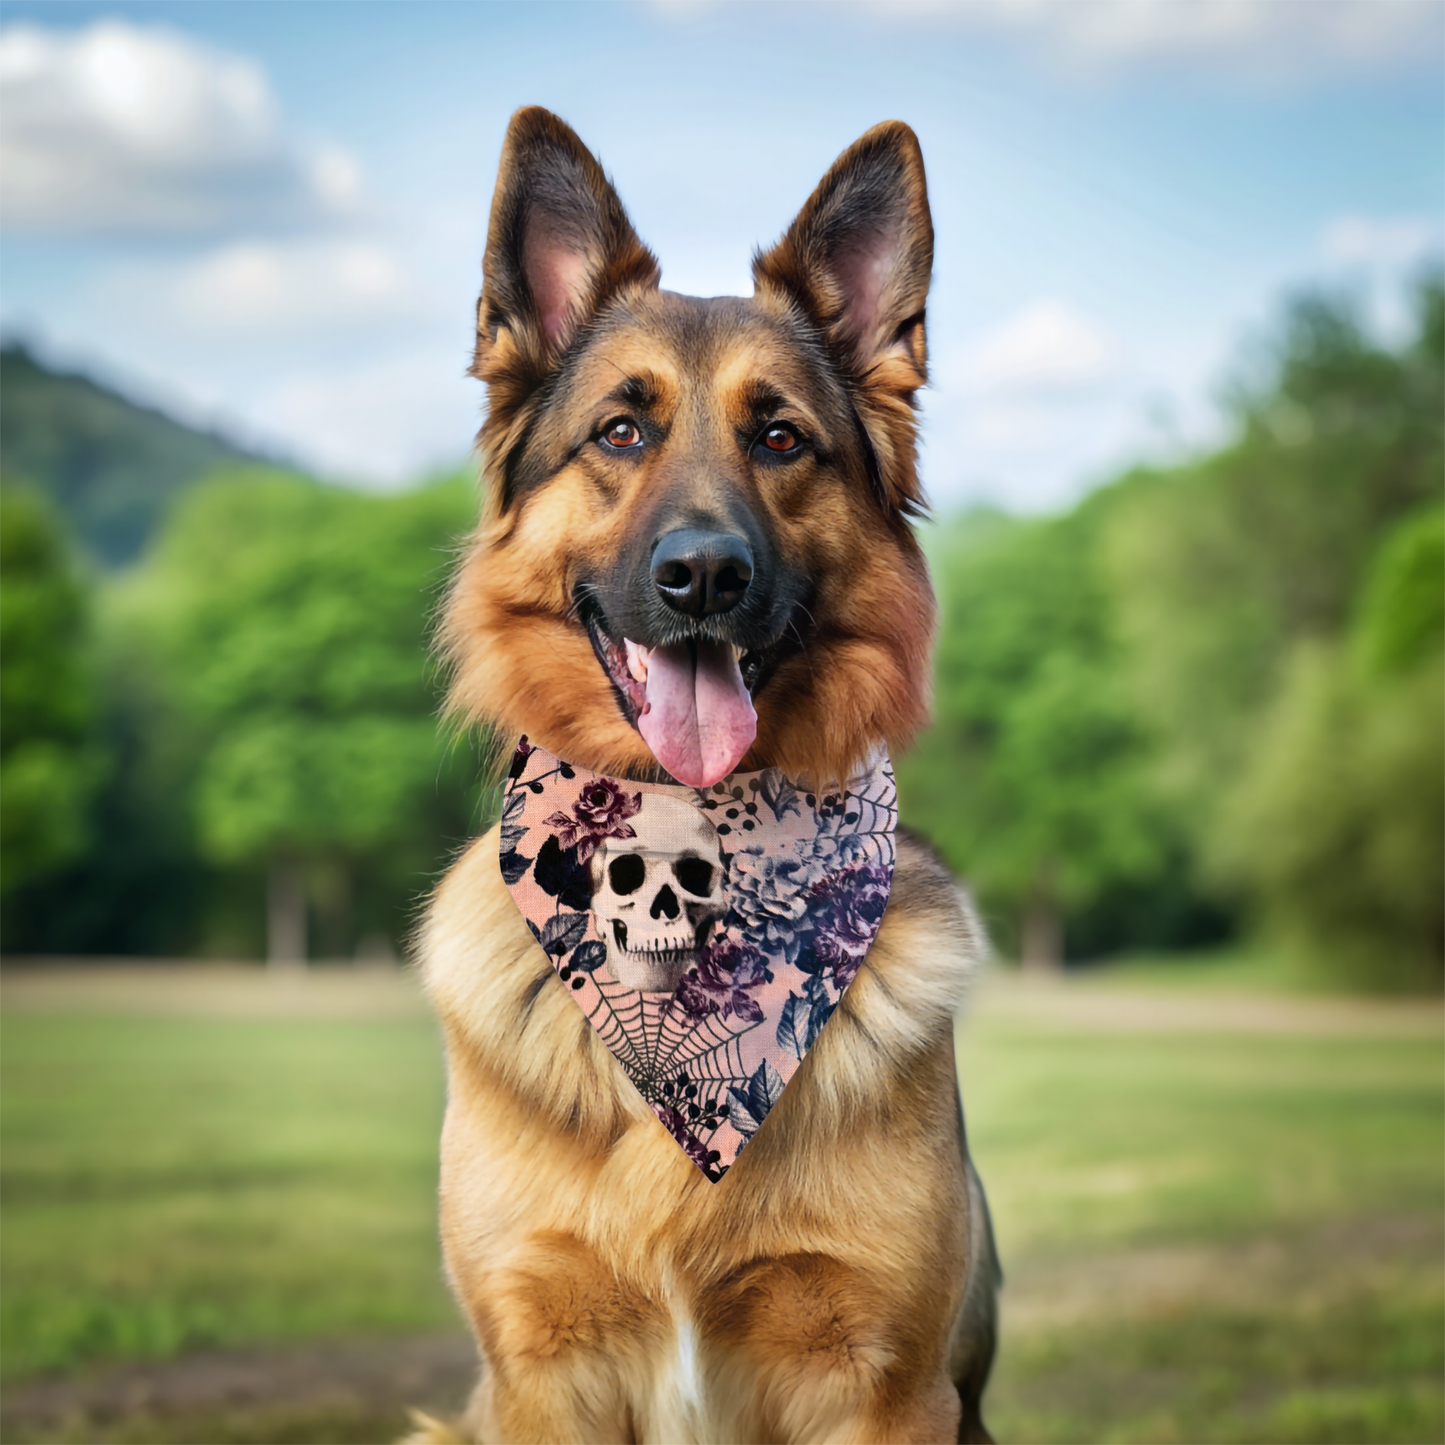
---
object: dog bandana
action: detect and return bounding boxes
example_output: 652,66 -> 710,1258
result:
499,736 -> 897,1180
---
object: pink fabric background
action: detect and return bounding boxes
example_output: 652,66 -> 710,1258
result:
499,739 -> 897,1179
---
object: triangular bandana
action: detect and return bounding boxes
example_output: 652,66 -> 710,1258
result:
499,737 -> 897,1181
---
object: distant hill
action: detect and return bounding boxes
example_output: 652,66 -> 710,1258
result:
0,344 -> 266,567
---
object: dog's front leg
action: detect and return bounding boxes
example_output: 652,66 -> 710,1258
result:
448,1230 -> 666,1445
463,1357 -> 634,1445
695,1250 -> 967,1445
729,1366 -> 964,1445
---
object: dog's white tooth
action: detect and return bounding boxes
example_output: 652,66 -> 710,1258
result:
732,643 -> 745,662
624,638 -> 650,684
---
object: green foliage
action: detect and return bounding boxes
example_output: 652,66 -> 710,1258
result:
1214,648 -> 1442,991
1209,505 -> 1445,991
3,275 -> 1437,984
1107,280 -> 1443,813
0,485 -> 105,897
195,717 -> 441,865
119,469 -> 481,953
1353,501 -> 1445,676
900,495 -> 1195,962
902,275 -> 1442,986
1105,279 -> 1443,988
0,344 -> 261,567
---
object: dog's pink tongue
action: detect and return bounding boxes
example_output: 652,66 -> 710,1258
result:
637,640 -> 757,788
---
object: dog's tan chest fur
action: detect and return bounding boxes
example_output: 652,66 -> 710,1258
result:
418,828 -> 984,1442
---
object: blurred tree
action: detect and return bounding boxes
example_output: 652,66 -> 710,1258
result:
0,485 -> 105,906
1353,495 -> 1445,675
899,495 -> 1191,969
1107,278 -> 1442,816
1210,503 -> 1444,990
1106,275 -> 1444,988
128,469 -> 481,963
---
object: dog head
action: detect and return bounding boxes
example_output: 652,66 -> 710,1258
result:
443,106 -> 937,788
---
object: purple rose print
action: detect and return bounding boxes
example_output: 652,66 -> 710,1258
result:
542,778 -> 643,863
807,862 -> 891,989
673,936 -> 768,1024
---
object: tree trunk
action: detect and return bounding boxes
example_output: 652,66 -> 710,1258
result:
1020,879 -> 1064,974
267,860 -> 307,969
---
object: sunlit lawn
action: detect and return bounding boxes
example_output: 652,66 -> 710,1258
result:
1,964 -> 1440,1444
964,978 -> 1444,1444
0,977 -> 456,1384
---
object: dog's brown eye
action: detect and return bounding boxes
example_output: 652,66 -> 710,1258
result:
761,425 -> 798,452
601,418 -> 642,449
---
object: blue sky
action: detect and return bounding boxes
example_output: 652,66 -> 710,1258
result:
1,0 -> 1441,510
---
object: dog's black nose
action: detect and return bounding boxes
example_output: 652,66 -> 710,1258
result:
651,529 -> 753,617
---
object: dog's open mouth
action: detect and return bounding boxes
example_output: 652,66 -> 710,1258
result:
581,599 -> 795,788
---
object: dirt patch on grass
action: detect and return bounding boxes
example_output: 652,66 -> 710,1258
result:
0,1332 -> 476,1445
973,969 -> 1441,1038
0,962 -> 432,1022
7,959 -> 1436,1036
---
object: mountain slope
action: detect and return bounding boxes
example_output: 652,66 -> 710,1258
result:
0,344 -> 265,566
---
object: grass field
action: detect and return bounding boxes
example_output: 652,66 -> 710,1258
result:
963,979 -> 1443,1444
1,962 -> 1441,1443
0,969 -> 456,1388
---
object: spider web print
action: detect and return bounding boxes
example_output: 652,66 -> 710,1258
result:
585,982 -> 759,1131
500,739 -> 898,1181
810,762 -> 899,872
556,932 -> 769,1180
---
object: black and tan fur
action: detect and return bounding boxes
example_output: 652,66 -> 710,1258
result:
414,107 -> 1000,1444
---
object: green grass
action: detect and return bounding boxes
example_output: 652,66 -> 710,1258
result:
961,1015 -> 1443,1251
2,968 -> 1441,1444
1,1010 -> 458,1382
960,990 -> 1445,1444
993,1294 -> 1445,1445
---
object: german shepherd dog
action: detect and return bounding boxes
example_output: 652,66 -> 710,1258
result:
414,107 -> 1000,1444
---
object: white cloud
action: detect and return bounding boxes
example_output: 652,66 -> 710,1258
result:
960,299 -> 1121,395
0,20 -> 362,235
162,240 -> 419,335
918,381 -> 1154,512
1321,215 -> 1442,269
962,0 -> 1439,76
652,0 -> 1440,80
258,355 -> 480,487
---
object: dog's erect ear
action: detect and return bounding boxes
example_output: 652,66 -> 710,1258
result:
474,107 -> 659,383
753,122 -> 933,515
754,120 -> 932,375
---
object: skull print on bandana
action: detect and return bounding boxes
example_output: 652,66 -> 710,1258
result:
499,737 -> 898,1181
590,793 -> 727,992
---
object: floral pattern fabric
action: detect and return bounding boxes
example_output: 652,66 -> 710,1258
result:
499,737 -> 898,1180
